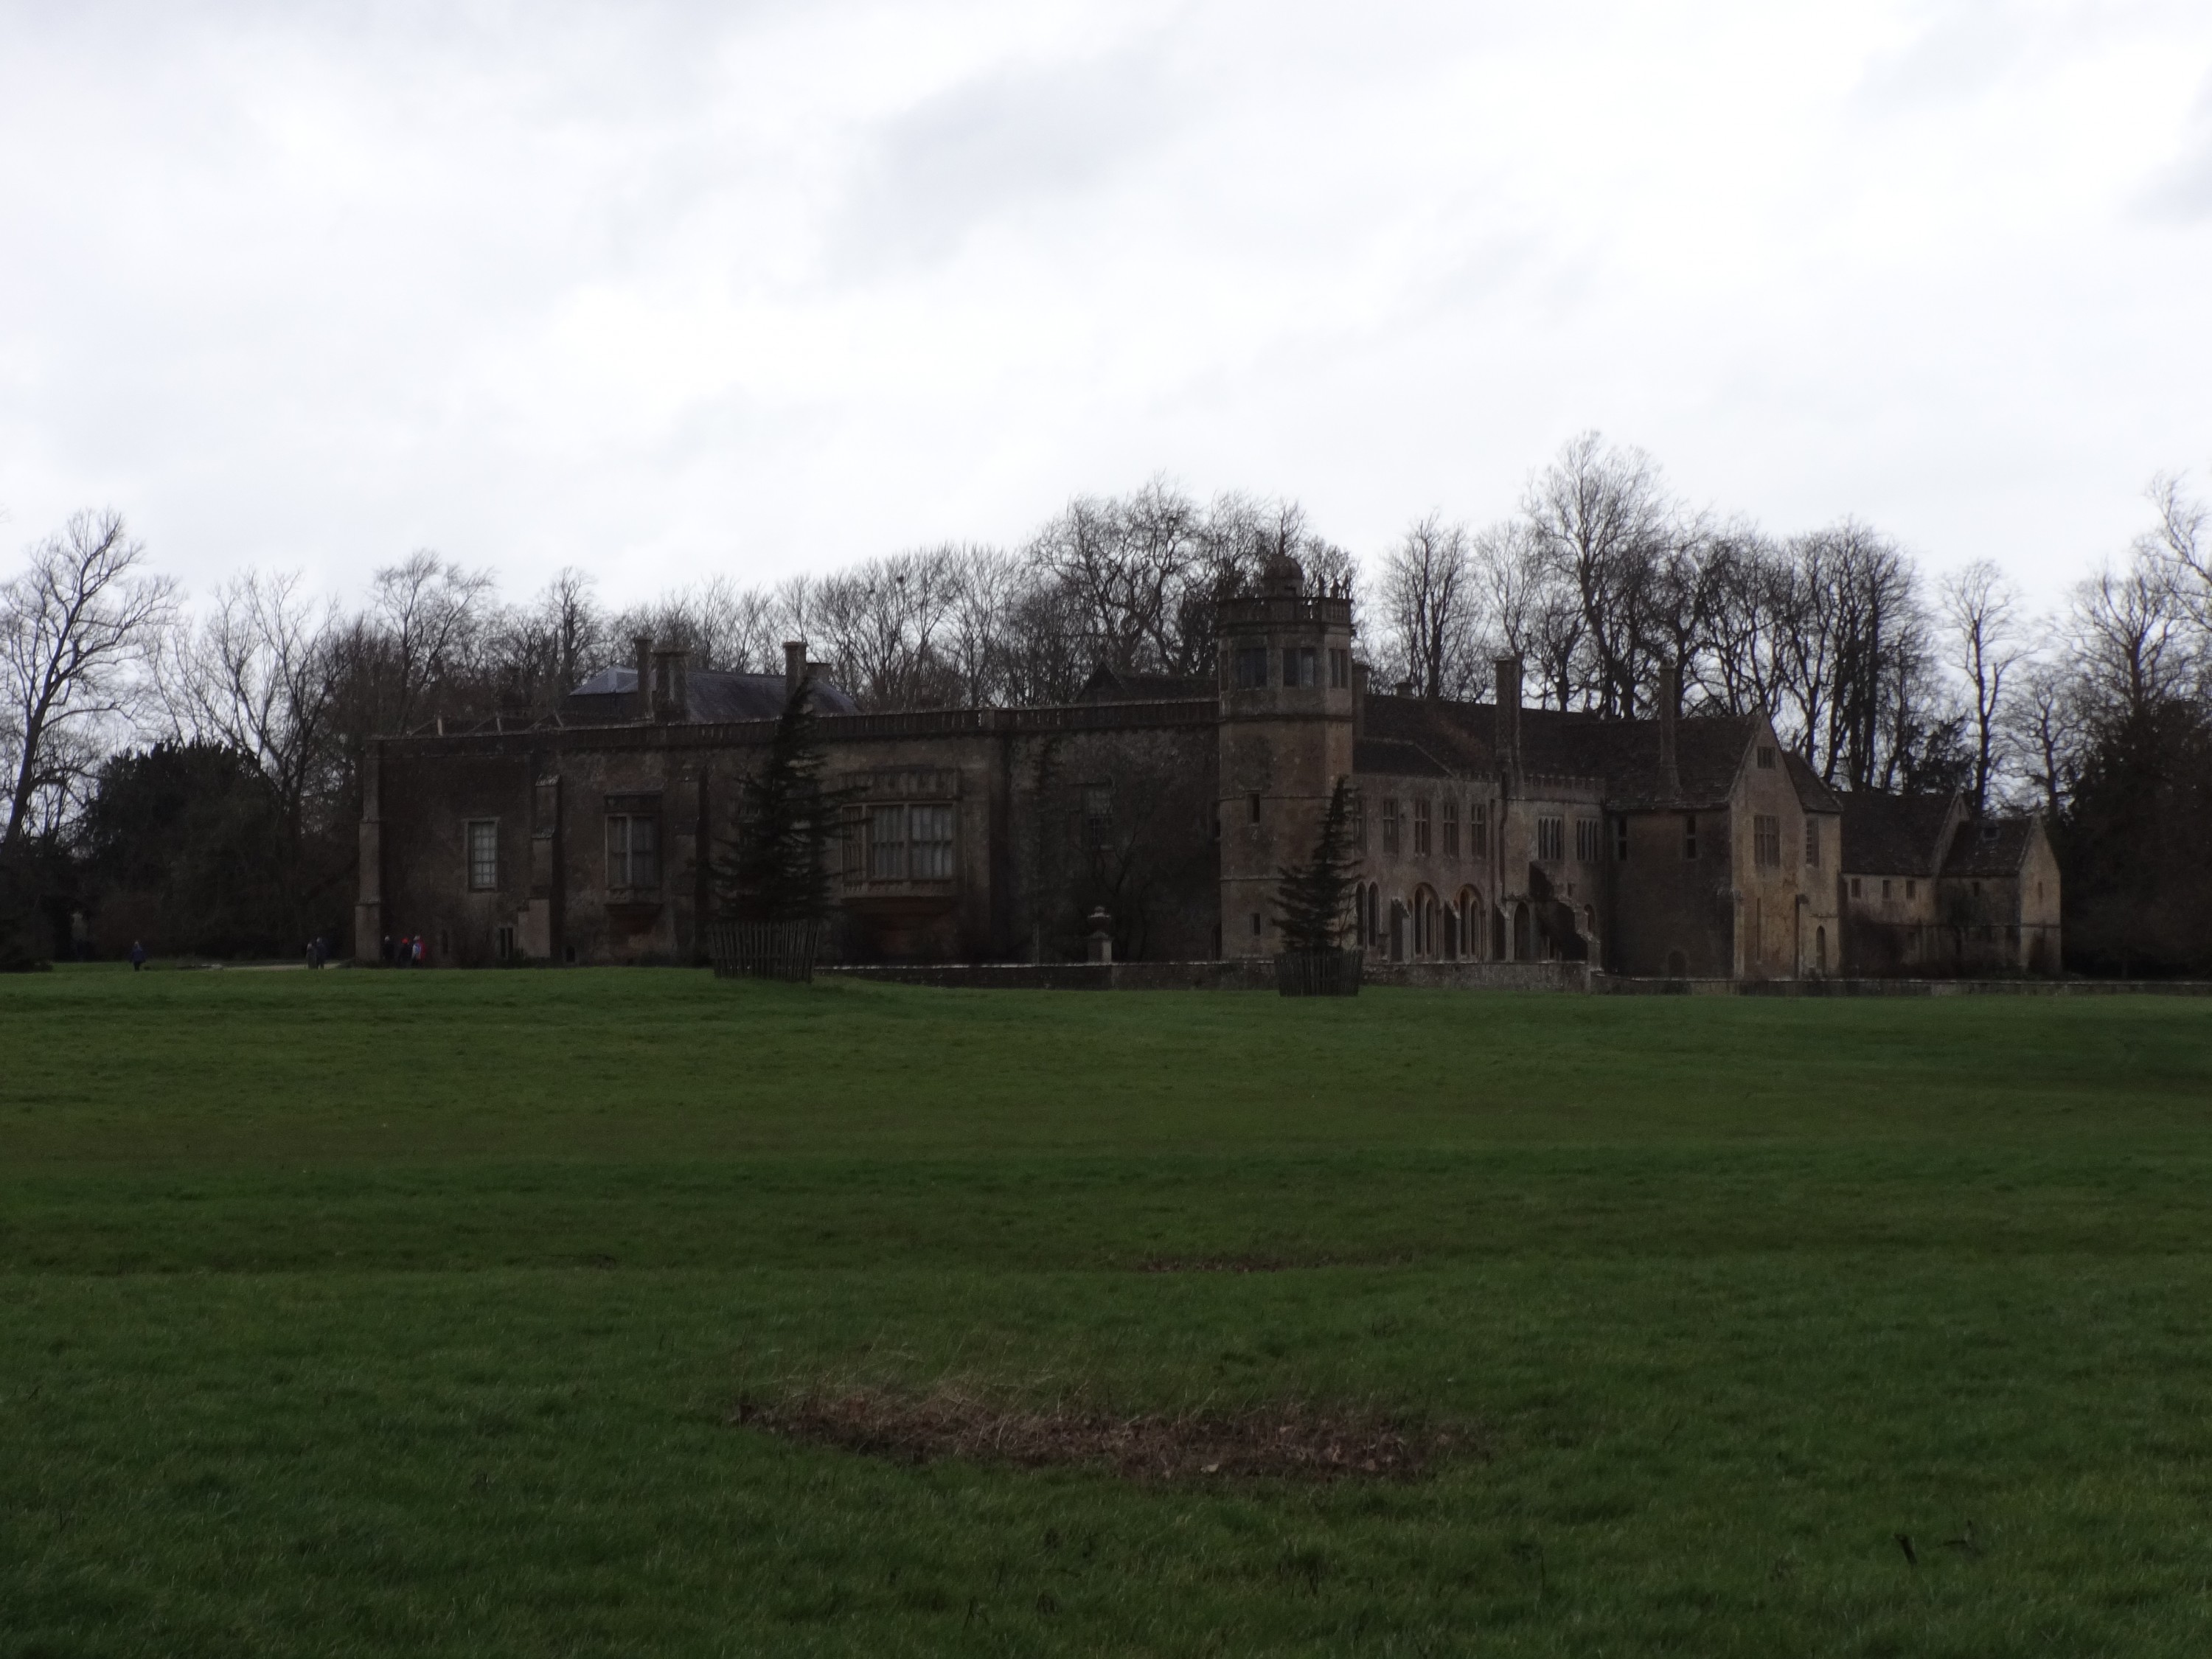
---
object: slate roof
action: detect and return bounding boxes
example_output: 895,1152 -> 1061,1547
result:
1941,815 -> 2035,877
563,666 -> 859,723
1077,666 -> 1212,703
1835,791 -> 1961,875
1784,751 -> 1844,815
1356,695 -> 1757,807
1352,736 -> 1453,778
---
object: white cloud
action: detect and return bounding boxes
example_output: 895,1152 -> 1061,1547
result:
0,0 -> 2208,612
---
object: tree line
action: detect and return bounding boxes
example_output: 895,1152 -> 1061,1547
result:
4,434 -> 2209,970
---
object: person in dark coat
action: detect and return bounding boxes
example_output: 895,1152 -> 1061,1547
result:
129,941 -> 147,972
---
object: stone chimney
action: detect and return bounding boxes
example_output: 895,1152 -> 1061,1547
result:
1657,660 -> 1681,797
632,635 -> 652,720
1494,655 -> 1523,782
784,639 -> 807,701
650,647 -> 689,723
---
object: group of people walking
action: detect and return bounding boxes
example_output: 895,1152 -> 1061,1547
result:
380,934 -> 427,967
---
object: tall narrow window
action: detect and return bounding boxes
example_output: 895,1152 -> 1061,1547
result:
1381,799 -> 1400,853
1249,791 -> 1262,824
1614,818 -> 1629,861
1442,797 -> 1458,857
1352,793 -> 1367,852
1574,817 -> 1599,863
1413,798 -> 1432,855
1472,803 -> 1487,857
1754,813 -> 1781,868
1683,814 -> 1698,860
1234,646 -> 1269,688
1756,745 -> 1776,769
1804,818 -> 1820,866
869,804 -> 906,877
1284,647 -> 1318,687
1328,648 -> 1351,688
1082,785 -> 1113,849
1537,815 -> 1565,861
909,805 -> 955,878
465,820 -> 498,891
605,813 -> 658,889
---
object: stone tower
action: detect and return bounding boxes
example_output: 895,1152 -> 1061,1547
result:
1215,554 -> 1357,958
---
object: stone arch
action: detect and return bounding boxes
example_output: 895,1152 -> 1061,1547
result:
1388,897 -> 1408,962
1512,900 -> 1531,961
1412,884 -> 1439,959
1815,925 -> 1827,974
1457,888 -> 1484,961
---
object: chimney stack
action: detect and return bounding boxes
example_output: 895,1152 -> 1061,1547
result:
632,635 -> 652,720
1494,655 -> 1523,783
784,639 -> 807,701
1657,660 -> 1680,797
650,647 -> 689,723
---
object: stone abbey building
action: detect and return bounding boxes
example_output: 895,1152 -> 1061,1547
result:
357,558 -> 2059,978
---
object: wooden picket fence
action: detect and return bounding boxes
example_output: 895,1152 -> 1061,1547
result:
1276,947 -> 1363,998
707,920 -> 824,983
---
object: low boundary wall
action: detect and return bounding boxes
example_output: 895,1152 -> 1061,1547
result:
819,960 -> 1590,992
1593,975 -> 2212,997
818,961 -> 2211,996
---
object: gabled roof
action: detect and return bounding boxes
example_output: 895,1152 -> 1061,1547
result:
563,666 -> 859,723
1836,791 -> 1961,875
1941,815 -> 2037,877
1784,751 -> 1843,815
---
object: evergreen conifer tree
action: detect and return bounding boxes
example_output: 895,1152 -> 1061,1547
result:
1273,779 -> 1361,953
715,670 -> 844,924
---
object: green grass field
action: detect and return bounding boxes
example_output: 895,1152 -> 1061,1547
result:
4,968 -> 2212,1656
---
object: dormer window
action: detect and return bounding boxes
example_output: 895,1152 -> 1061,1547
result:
1756,745 -> 1776,769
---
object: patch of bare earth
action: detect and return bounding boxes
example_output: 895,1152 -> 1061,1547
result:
732,1384 -> 1464,1481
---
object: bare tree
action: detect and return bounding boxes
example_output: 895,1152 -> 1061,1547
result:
337,550 -> 497,736
162,569 -> 344,931
2143,469 -> 2210,630
1998,647 -> 2072,818
1940,559 -> 2027,815
2067,548 -> 2197,728
1,510 -> 175,854
1032,478 -> 1203,675
1374,512 -> 1480,697
943,545 -> 1022,707
1522,432 -> 1677,716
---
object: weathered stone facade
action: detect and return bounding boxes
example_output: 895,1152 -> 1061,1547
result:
359,569 -> 2057,977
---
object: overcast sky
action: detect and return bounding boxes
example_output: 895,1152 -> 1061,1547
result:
3,0 -> 2209,613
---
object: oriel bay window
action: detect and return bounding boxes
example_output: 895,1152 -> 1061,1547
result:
908,805 -> 955,877
605,796 -> 661,890
852,799 -> 959,883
